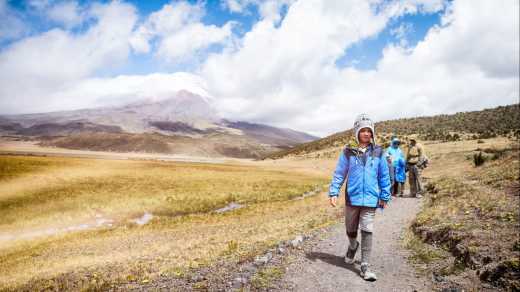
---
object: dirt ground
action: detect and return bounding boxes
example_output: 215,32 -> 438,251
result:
278,195 -> 432,292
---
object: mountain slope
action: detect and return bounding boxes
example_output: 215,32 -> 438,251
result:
0,90 -> 318,159
263,104 -> 520,159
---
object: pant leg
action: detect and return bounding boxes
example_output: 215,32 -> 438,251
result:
411,165 -> 423,196
416,168 -> 423,194
359,207 -> 376,264
345,204 -> 361,239
398,182 -> 404,195
409,165 -> 417,195
359,207 -> 376,233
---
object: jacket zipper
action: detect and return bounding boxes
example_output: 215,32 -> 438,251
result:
363,163 -> 365,206
362,149 -> 366,206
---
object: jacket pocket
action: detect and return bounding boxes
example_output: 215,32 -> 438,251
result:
366,167 -> 380,198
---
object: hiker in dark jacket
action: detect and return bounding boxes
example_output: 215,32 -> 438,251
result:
328,113 -> 391,281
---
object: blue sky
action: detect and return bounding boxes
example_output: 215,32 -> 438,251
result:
140,1 -> 445,72
2,0 -> 444,75
138,1 -> 444,75
97,0 -> 262,76
0,0 -> 517,136
336,12 -> 443,70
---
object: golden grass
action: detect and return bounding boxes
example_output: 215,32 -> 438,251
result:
0,154 -> 338,290
1,196 -> 339,290
416,138 -> 519,231
0,155 -> 327,232
408,137 -> 519,289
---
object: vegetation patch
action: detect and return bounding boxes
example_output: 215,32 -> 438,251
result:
251,266 -> 285,289
409,143 -> 519,291
264,104 -> 519,159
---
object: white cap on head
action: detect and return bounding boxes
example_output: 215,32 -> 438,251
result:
354,113 -> 375,144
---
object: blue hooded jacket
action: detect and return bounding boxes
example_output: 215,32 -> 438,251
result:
328,144 -> 391,207
386,146 -> 406,183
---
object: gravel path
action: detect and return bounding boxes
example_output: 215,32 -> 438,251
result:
279,196 -> 432,292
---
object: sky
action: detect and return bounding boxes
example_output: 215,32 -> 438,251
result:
0,0 -> 518,137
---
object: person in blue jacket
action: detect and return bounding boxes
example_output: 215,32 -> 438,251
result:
328,113 -> 391,281
386,137 -> 406,197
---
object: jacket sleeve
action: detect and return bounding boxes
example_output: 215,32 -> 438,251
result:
378,155 -> 391,201
328,151 -> 349,197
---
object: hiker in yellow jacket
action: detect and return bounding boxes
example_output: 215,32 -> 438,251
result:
406,138 -> 425,198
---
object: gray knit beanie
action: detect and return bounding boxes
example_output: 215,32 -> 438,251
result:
354,113 -> 375,144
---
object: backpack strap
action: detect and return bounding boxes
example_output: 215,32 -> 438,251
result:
343,144 -> 383,164
343,146 -> 354,160
371,145 -> 383,158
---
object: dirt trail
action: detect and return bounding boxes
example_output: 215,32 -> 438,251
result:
278,195 -> 432,292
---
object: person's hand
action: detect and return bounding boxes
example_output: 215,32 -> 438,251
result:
329,196 -> 337,207
378,199 -> 387,209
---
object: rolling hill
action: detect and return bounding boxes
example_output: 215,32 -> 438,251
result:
263,104 -> 520,159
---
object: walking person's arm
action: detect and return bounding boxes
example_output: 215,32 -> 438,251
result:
328,151 -> 349,207
377,155 -> 391,208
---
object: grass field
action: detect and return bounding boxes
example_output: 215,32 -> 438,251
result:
0,155 -> 337,291
405,137 -> 520,291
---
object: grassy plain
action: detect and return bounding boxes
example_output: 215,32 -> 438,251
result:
0,154 -> 337,290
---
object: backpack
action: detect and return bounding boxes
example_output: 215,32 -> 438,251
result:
417,155 -> 429,169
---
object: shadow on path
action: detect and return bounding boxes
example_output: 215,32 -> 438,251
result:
305,251 -> 360,275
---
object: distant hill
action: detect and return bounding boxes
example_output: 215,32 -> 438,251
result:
263,104 -> 520,159
37,131 -> 278,159
0,90 -> 318,159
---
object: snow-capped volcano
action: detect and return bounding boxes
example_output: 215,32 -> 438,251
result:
0,89 -> 318,158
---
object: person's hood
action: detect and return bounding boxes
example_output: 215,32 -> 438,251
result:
353,113 -> 375,144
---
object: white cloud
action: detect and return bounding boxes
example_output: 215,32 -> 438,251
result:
47,1 -> 85,28
197,0 -> 518,136
0,1 -> 138,114
130,1 -> 234,63
258,0 -> 296,24
51,72 -> 211,110
142,1 -> 204,33
222,0 -> 256,13
0,0 -> 28,41
376,0 -> 446,17
157,22 -> 234,63
223,0 -> 296,24
199,0 -> 403,129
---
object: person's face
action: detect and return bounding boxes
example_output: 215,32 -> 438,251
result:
358,128 -> 372,144
410,140 -> 416,146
